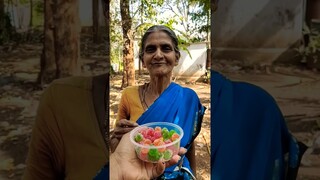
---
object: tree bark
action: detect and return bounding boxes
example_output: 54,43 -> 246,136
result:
37,0 -> 56,85
0,0 -> 5,38
92,0 -> 100,43
211,0 -> 214,70
53,0 -> 80,78
101,0 -> 110,72
37,0 -> 80,85
101,0 -> 108,27
29,0 -> 33,27
0,0 -> 4,17
15,0 -> 22,29
120,0 -> 135,88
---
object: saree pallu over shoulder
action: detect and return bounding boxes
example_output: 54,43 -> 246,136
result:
210,70 -> 301,180
136,82 -> 205,176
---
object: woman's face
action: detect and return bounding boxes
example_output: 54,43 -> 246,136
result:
142,31 -> 179,77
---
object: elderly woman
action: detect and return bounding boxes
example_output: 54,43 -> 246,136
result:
110,25 -> 206,179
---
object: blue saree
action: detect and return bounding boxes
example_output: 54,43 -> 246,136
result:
210,70 -> 301,180
136,82 -> 206,179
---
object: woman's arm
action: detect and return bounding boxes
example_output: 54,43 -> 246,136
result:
186,142 -> 197,176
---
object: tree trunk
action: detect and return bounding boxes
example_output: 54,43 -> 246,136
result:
37,0 -> 56,85
15,0 -> 21,29
211,0 -> 214,70
53,0 -> 80,78
0,0 -> 5,37
29,0 -> 33,27
120,0 -> 135,88
0,0 -> 4,17
92,0 -> 100,43
138,0 -> 144,75
37,0 -> 80,85
101,0 -> 110,72
101,0 -> 108,27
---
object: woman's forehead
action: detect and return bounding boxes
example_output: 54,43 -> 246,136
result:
144,31 -> 174,46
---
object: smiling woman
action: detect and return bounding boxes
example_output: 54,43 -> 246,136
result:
141,31 -> 179,77
110,25 -> 206,180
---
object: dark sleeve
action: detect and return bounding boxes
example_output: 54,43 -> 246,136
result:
93,163 -> 109,180
22,85 -> 65,180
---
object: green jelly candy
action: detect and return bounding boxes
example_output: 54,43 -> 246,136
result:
148,148 -> 161,161
162,127 -> 169,140
162,131 -> 170,140
134,133 -> 143,142
162,127 -> 169,134
169,130 -> 176,138
163,150 -> 173,160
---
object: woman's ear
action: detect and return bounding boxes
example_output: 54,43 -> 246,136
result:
175,53 -> 180,66
175,58 -> 179,66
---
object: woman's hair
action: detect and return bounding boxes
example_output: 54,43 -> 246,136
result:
139,25 -> 181,62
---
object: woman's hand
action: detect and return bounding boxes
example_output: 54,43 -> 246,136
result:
110,119 -> 138,152
113,119 -> 138,139
110,132 -> 187,180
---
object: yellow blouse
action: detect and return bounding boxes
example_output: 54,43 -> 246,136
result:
116,86 -> 144,123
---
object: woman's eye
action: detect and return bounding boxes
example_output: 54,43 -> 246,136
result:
162,46 -> 172,52
145,47 -> 155,53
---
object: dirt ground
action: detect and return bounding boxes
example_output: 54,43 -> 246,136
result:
0,42 -> 319,180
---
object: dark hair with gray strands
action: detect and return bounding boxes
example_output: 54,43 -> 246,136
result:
139,25 -> 181,62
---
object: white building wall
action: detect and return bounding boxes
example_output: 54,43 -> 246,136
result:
7,0 -> 105,31
213,0 -> 304,48
212,0 -> 305,65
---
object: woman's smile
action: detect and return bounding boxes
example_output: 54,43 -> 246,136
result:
151,62 -> 166,65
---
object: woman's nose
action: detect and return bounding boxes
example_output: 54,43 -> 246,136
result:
154,49 -> 164,59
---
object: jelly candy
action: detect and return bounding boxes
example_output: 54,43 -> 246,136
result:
171,133 -> 180,141
141,147 -> 149,154
163,149 -> 173,161
148,148 -> 162,161
153,138 -> 163,145
133,125 -> 181,162
134,133 -> 143,142
169,130 -> 176,137
143,139 -> 152,145
162,131 -> 170,140
153,131 -> 162,139
155,126 -> 162,132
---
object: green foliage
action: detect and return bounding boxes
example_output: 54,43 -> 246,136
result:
19,0 -> 29,5
131,0 -> 164,18
160,0 -> 210,43
305,27 -> 320,56
305,36 -> 320,57
34,1 -> 44,15
188,0 -> 210,41
298,23 -> 320,58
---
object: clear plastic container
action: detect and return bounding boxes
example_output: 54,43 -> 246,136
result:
130,122 -> 184,163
